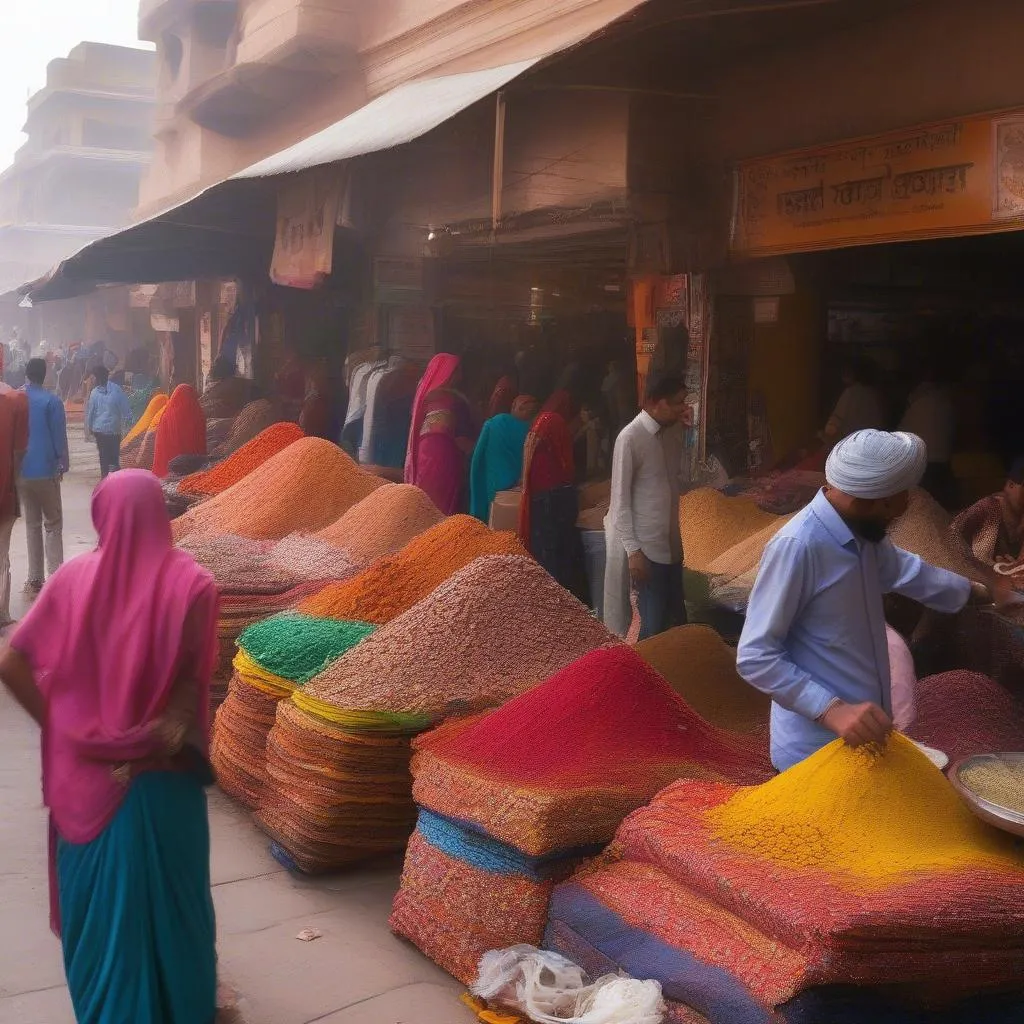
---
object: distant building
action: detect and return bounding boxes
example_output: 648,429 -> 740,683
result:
0,42 -> 156,298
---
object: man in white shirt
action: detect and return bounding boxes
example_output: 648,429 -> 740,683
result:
899,360 -> 956,507
603,372 -> 689,639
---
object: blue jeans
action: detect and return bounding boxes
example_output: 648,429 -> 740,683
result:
637,559 -> 686,640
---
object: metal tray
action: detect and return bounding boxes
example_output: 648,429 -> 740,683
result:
950,753 -> 1024,839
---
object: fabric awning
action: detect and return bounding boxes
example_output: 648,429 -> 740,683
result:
24,59 -> 541,302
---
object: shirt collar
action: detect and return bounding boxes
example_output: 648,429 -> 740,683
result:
810,488 -> 858,550
638,410 -> 660,435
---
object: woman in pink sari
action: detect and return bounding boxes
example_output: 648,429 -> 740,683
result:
0,470 -> 219,1023
404,354 -> 476,514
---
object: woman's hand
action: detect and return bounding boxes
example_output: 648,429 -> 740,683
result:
0,643 -> 45,726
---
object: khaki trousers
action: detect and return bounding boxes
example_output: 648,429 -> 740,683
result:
17,477 -> 64,586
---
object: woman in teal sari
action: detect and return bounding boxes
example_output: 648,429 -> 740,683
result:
469,395 -> 538,522
0,470 -> 219,1024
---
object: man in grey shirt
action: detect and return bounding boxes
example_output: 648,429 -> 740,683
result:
603,372 -> 690,639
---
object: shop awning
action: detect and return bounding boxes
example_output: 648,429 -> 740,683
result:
24,58 -> 544,302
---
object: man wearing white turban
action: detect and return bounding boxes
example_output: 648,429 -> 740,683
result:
737,429 -> 1008,771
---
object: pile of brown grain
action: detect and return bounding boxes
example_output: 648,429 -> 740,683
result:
705,514 -> 795,586
679,489 -> 782,573
889,488 -> 981,579
636,624 -> 771,735
315,484 -> 444,567
301,554 -> 618,717
172,437 -> 384,542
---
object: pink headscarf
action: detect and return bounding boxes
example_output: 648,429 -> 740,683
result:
11,470 -> 217,849
404,353 -> 460,484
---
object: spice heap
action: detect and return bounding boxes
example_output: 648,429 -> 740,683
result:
211,399 -> 282,459
205,416 -> 234,455
179,423 -> 305,496
315,484 -> 443,566
703,515 -> 794,605
121,392 -> 167,449
298,515 -> 526,623
212,615 -> 375,808
256,554 -> 614,875
153,384 -> 207,479
960,757 -> 1024,816
172,437 -> 384,542
889,487 -> 980,578
548,734 -> 1024,1023
392,645 -> 772,984
678,489 -> 782,573
635,625 -> 771,735
126,403 -> 167,470
909,670 -> 1024,766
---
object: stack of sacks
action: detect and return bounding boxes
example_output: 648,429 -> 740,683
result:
212,614 -> 375,807
298,514 -> 526,623
679,489 -> 782,574
172,437 -> 384,542
315,483 -> 443,567
210,399 -> 282,459
909,670 -> 1024,766
393,645 -> 774,984
153,384 -> 207,478
256,554 -> 614,873
179,422 -> 305,496
636,624 -> 771,736
546,734 -> 1024,1024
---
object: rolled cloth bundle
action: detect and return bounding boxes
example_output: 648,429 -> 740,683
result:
394,644 -> 772,983
315,484 -> 444,566
212,615 -> 375,808
298,514 -> 527,623
171,437 -> 384,541
121,392 -> 167,449
679,489 -> 783,573
635,625 -> 770,735
548,734 -> 1024,1024
179,423 -> 305,496
256,554 -> 614,874
153,384 -> 207,478
211,399 -> 282,459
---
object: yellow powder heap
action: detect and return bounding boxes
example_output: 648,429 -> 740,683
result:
315,484 -> 444,566
679,489 -> 782,573
171,437 -> 384,542
635,624 -> 770,734
707,733 -> 1019,883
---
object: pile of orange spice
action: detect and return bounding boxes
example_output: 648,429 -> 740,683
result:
179,423 -> 304,496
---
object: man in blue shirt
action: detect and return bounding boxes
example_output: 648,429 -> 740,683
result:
18,358 -> 69,596
85,364 -> 133,478
737,429 -> 1006,772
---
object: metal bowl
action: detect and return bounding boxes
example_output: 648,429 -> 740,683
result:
950,753 -> 1024,839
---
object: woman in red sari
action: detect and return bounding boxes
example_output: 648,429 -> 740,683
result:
404,354 -> 476,514
518,411 -> 588,601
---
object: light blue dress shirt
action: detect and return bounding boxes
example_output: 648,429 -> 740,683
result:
737,489 -> 971,770
86,382 -> 133,437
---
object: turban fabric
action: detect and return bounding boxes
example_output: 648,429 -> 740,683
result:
825,429 -> 928,500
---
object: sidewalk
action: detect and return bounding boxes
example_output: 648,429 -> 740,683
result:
0,432 -> 469,1024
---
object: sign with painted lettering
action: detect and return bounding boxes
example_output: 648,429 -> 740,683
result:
732,110 -> 1024,257
271,167 -> 346,289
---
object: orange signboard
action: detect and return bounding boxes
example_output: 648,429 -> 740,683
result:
731,110 -> 1024,258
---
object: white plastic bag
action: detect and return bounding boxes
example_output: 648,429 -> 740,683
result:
473,945 -> 665,1024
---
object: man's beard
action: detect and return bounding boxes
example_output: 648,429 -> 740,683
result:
845,516 -> 890,544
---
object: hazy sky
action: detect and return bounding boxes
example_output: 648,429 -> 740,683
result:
0,1 -> 149,170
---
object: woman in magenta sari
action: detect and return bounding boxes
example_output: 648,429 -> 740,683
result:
404,353 -> 476,514
0,470 -> 219,1024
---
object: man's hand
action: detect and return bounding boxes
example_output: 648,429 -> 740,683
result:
820,700 -> 892,748
987,573 -> 1019,611
628,550 -> 651,586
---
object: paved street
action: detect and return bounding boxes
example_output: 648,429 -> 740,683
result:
0,430 -> 468,1024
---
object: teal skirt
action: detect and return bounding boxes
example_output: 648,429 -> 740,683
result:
57,771 -> 217,1024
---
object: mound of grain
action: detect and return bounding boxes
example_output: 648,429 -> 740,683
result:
705,514 -> 795,584
172,437 -> 384,542
300,554 -> 616,718
264,534 -> 359,583
679,489 -> 782,573
636,624 -> 770,735
316,484 -> 443,565
889,488 -> 980,579
180,423 -> 304,496
299,514 -> 527,623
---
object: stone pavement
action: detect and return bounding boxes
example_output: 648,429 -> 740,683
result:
0,430 -> 470,1024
